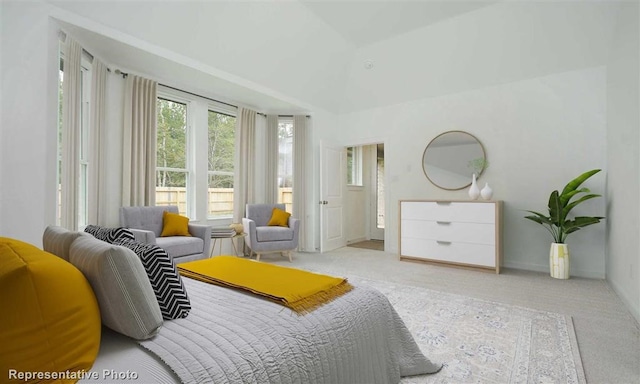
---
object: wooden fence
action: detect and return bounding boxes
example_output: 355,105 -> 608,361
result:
156,187 -> 293,216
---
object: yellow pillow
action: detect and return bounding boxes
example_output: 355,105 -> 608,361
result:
161,211 -> 191,237
0,237 -> 101,378
267,207 -> 291,227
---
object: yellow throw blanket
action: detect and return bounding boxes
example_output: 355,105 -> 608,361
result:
177,256 -> 353,314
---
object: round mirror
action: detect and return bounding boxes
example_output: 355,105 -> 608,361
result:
422,131 -> 486,190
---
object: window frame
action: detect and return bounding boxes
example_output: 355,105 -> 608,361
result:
77,58 -> 92,228
277,117 -> 294,212
155,93 -> 192,217
347,145 -> 363,187
207,107 -> 236,220
56,46 -> 93,228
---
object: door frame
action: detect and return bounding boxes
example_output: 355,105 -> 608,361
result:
369,143 -> 385,241
343,137 -> 388,249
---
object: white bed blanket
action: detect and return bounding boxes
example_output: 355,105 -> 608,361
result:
138,277 -> 441,384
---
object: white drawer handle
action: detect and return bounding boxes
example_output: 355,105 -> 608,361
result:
436,201 -> 452,205
436,240 -> 452,245
436,221 -> 451,225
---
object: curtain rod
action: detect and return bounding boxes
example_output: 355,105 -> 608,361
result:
113,69 -> 309,118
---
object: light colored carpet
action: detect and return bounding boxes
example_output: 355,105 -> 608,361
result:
263,247 -> 640,384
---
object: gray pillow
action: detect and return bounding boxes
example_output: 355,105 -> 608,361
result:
42,225 -> 89,261
69,236 -> 163,340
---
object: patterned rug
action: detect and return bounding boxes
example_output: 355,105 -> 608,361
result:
349,277 -> 585,384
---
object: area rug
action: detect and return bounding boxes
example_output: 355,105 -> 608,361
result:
341,275 -> 585,383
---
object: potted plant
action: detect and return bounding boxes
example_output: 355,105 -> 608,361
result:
524,169 -> 604,279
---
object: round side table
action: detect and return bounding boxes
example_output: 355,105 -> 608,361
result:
210,232 -> 247,257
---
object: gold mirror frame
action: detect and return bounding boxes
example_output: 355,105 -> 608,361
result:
422,130 -> 487,191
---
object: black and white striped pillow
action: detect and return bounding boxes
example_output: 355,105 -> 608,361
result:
114,239 -> 191,320
84,225 -> 135,244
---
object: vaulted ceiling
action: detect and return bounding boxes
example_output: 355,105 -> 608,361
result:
48,1 -> 620,115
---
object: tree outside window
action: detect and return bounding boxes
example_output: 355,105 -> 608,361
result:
208,110 -> 236,218
278,119 -> 293,211
156,98 -> 188,215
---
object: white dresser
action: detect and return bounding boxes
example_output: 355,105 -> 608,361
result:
399,200 -> 502,273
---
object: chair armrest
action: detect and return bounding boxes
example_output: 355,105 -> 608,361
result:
188,223 -> 212,255
129,229 -> 156,244
288,217 -> 300,248
242,218 -> 257,248
288,217 -> 300,233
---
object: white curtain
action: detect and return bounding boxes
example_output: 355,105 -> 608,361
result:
292,115 -> 309,251
88,58 -> 108,225
265,115 -> 279,204
233,107 -> 257,222
122,75 -> 157,207
60,37 -> 82,230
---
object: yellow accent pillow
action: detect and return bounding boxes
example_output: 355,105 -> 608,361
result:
0,237 -> 101,379
161,211 -> 192,237
267,207 -> 291,227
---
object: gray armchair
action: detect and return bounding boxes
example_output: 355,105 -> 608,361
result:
120,206 -> 211,263
242,204 -> 300,262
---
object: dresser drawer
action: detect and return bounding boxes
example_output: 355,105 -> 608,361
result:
400,238 -> 496,267
401,220 -> 495,245
399,200 -> 502,273
400,201 -> 495,224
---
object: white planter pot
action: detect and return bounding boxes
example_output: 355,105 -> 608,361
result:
549,243 -> 570,279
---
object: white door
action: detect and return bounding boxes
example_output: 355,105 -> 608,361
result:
369,143 -> 385,241
320,141 -> 347,253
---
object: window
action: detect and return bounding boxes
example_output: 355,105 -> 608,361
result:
56,49 -> 92,228
57,59 -> 63,224
156,98 -> 189,215
208,110 -> 236,218
78,63 -> 91,227
347,146 -> 362,186
278,119 -> 293,212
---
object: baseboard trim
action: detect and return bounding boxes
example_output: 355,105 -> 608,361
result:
503,261 -> 605,279
607,278 -> 640,325
347,237 -> 367,245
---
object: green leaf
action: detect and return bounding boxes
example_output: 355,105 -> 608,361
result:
560,169 -> 601,205
563,216 -> 603,234
524,215 -> 549,226
524,211 -> 553,224
563,194 -> 602,218
548,190 -> 562,226
559,188 -> 589,206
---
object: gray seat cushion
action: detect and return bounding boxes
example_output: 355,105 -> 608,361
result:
256,226 -> 294,242
157,237 -> 204,260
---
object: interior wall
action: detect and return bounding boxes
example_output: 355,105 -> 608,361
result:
341,1 -> 618,113
0,2 -> 60,245
325,66 -> 607,278
605,2 -> 640,323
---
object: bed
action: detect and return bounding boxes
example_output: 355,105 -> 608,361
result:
83,277 -> 441,384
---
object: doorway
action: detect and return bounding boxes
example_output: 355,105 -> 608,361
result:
346,143 -> 385,251
369,143 -> 385,242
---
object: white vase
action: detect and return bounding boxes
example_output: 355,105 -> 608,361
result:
468,173 -> 480,200
480,183 -> 493,200
550,243 -> 570,279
